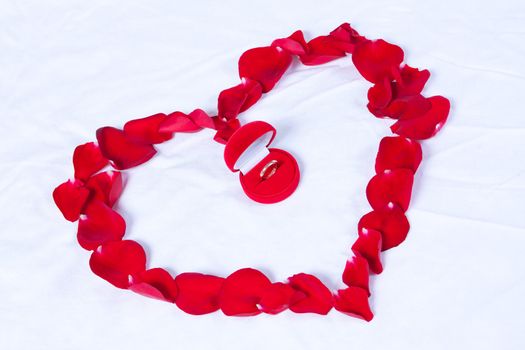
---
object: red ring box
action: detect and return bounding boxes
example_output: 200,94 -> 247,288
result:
224,121 -> 300,204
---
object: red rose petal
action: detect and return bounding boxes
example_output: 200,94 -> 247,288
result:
123,113 -> 173,144
370,88 -> 431,120
334,287 -> 373,321
366,169 -> 414,212
238,46 -> 292,92
77,199 -> 126,251
351,229 -> 383,274
384,94 -> 432,120
259,282 -> 295,314
96,127 -> 157,170
329,23 -> 366,53
368,77 -> 392,112
220,268 -> 271,316
130,268 -> 178,303
159,111 -> 202,133
85,171 -> 123,208
376,136 -> 422,173
188,109 -> 216,129
89,240 -> 146,289
352,39 -> 404,83
288,273 -> 333,315
299,35 -> 347,65
391,96 -> 450,140
342,255 -> 370,295
271,30 -> 308,55
395,64 -> 430,98
235,80 -> 263,113
53,179 -> 90,222
175,273 -> 224,315
213,119 -> 241,144
217,79 -> 262,120
358,206 -> 410,251
73,142 -> 108,181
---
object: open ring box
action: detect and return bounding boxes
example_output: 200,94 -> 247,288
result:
224,121 -> 300,204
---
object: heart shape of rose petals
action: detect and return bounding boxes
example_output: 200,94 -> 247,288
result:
53,23 -> 450,321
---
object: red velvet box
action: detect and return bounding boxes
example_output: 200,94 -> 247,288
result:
224,121 -> 300,204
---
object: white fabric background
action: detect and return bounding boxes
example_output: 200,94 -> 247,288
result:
1,0 -> 524,349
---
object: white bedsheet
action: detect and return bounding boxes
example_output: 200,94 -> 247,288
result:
1,0 -> 524,349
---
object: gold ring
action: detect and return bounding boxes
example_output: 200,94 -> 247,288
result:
260,160 -> 279,180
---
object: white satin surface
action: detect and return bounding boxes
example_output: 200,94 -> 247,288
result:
1,1 -> 524,349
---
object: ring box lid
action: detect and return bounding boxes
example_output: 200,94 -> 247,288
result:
224,121 -> 276,174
